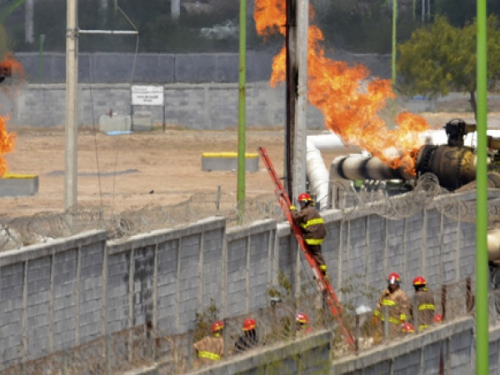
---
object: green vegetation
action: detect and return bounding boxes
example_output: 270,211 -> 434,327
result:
397,15 -> 500,117
194,298 -> 220,341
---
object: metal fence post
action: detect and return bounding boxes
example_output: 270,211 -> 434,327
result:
413,294 -> 419,334
105,334 -> 111,375
187,330 -> 194,370
441,284 -> 447,321
384,306 -> 389,340
223,318 -> 229,359
62,350 -> 67,375
355,314 -> 360,354
216,185 -> 221,214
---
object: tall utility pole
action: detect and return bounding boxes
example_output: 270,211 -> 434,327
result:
25,0 -> 34,44
237,0 -> 246,205
285,0 -> 308,202
392,0 -> 397,84
476,0 -> 489,372
64,0 -> 137,211
65,0 -> 78,210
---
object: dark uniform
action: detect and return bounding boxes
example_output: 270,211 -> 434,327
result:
235,330 -> 259,352
290,204 -> 327,273
411,288 -> 435,331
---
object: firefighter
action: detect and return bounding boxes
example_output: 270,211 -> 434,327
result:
373,272 -> 410,337
235,318 -> 259,352
410,276 -> 436,331
193,320 -> 224,365
290,192 -> 327,276
295,312 -> 313,336
401,322 -> 415,334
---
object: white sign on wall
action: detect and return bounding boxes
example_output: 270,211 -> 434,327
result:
131,85 -> 164,106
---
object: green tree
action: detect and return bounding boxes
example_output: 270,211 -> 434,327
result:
397,15 -> 500,117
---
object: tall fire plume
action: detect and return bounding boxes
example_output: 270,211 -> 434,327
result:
0,52 -> 23,177
254,1 -> 430,173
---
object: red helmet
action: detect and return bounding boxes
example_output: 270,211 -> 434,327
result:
388,272 -> 401,285
211,320 -> 224,333
401,323 -> 415,333
298,193 -> 312,203
413,276 -> 426,286
433,314 -> 443,323
295,313 -> 310,324
242,318 -> 256,331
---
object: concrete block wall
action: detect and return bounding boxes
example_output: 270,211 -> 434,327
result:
0,231 -> 107,367
4,83 -> 325,130
0,190 -> 483,369
331,318 -> 474,375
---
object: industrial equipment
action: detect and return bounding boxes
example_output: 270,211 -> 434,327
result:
330,118 -> 500,195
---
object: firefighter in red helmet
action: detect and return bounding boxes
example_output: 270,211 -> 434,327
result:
410,276 -> 435,331
193,320 -> 224,365
401,322 -> 415,334
373,272 -> 410,337
295,312 -> 313,336
235,318 -> 259,352
290,192 -> 328,276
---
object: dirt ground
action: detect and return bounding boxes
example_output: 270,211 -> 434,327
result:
1,111 -> 498,219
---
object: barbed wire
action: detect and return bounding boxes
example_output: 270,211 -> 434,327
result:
0,277 -> 484,374
0,192 -> 284,252
337,172 -> 500,224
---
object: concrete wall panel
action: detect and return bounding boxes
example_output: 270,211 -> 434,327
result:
79,242 -> 104,343
132,246 -> 155,326
25,257 -> 51,360
367,215 -> 386,289
0,263 -> 25,365
157,240 -> 179,332
178,234 -> 201,332
106,251 -> 130,334
249,231 -> 270,310
227,237 -> 247,316
53,249 -> 78,351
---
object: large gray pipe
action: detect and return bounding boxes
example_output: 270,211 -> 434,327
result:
330,154 -> 411,182
306,134 -> 361,210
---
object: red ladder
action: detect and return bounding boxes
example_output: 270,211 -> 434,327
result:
258,146 -> 355,351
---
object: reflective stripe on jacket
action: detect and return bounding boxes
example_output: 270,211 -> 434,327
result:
374,288 -> 410,325
411,289 -> 435,330
291,205 -> 326,242
193,336 -> 224,364
198,351 -> 221,361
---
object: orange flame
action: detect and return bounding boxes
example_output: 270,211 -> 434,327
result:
0,53 -> 22,177
2,52 -> 24,79
254,0 -> 430,174
0,113 -> 15,177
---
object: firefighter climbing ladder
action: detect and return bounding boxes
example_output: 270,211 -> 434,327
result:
258,147 -> 356,351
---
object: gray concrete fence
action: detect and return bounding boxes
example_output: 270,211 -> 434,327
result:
0,191 -> 478,369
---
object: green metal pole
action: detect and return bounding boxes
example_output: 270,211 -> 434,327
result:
476,0 -> 489,373
392,0 -> 397,84
237,0 -> 247,206
38,34 -> 45,83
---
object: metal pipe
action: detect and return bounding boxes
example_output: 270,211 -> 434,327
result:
476,0 -> 490,370
330,154 -> 409,182
65,0 -> 78,211
306,138 -> 329,210
237,0 -> 247,207
305,133 -> 361,210
78,29 -> 138,35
